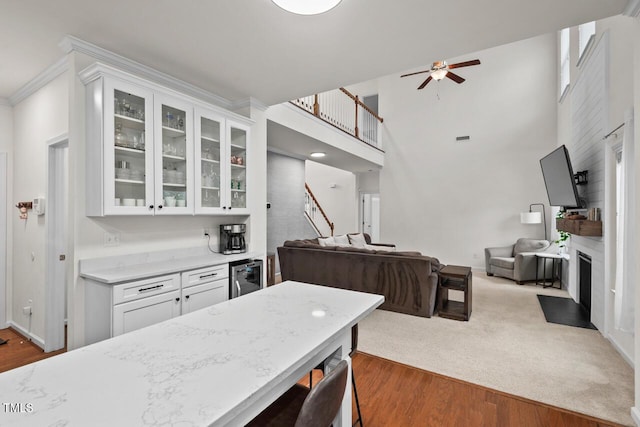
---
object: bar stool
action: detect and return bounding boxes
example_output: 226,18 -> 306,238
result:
246,359 -> 348,427
309,324 -> 363,427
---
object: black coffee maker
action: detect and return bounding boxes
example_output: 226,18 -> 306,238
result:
220,224 -> 246,254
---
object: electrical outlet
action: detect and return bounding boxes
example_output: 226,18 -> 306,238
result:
104,232 -> 121,246
203,228 -> 211,239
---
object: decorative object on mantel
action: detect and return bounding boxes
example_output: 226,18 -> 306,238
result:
554,211 -> 570,253
520,203 -> 547,240
556,217 -> 602,236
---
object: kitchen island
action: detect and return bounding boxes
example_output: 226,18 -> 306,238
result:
0,281 -> 383,426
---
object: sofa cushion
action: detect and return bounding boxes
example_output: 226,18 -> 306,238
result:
318,236 -> 335,247
490,256 -> 515,270
514,238 -> 549,254
337,246 -> 378,255
348,233 -> 367,248
368,244 -> 396,252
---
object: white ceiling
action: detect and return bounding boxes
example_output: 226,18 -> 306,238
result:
0,0 -> 629,106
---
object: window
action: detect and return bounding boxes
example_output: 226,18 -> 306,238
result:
559,28 -> 570,100
577,21 -> 596,66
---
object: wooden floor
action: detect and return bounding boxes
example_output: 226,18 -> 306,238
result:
351,352 -> 622,427
0,327 -> 622,426
0,328 -> 65,373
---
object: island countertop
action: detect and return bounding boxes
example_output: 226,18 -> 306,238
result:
0,281 -> 384,426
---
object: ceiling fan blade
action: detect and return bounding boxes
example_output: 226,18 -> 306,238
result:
448,59 -> 481,69
401,69 -> 431,78
446,72 -> 465,84
417,76 -> 433,90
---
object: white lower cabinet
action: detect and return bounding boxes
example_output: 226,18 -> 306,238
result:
113,290 -> 182,336
182,281 -> 228,314
85,264 -> 229,345
181,264 -> 229,314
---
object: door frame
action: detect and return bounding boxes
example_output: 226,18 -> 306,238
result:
45,134 -> 68,352
0,152 -> 7,328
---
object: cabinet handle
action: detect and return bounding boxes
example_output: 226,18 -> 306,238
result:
228,206 -> 232,210
185,295 -> 190,300
138,284 -> 164,293
175,297 -> 180,302
223,206 -> 227,210
149,205 -> 154,210
158,205 -> 163,209
199,273 -> 218,279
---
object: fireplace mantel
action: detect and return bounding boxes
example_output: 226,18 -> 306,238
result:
556,219 -> 602,236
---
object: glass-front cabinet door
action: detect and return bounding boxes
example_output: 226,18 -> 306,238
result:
227,121 -> 249,213
195,108 -> 225,214
104,79 -> 154,215
154,95 -> 193,215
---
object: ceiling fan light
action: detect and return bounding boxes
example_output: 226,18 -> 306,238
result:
272,0 -> 342,15
431,69 -> 448,81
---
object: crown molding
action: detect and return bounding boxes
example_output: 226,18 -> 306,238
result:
232,97 -> 270,112
624,0 -> 640,17
8,56 -> 69,106
60,35 -> 233,110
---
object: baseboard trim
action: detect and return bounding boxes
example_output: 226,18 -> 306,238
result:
7,321 -> 45,350
631,406 -> 640,426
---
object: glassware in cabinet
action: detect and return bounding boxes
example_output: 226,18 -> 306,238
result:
106,83 -> 154,215
195,110 -> 225,213
228,124 -> 247,210
155,97 -> 193,214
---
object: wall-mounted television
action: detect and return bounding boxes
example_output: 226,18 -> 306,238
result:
539,145 -> 582,209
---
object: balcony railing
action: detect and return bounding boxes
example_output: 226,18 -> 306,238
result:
291,88 -> 384,149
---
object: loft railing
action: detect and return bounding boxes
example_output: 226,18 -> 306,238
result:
304,183 -> 334,237
291,88 -> 384,148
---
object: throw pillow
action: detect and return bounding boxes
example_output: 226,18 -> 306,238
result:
333,234 -> 351,247
348,233 -> 367,248
318,236 -> 335,247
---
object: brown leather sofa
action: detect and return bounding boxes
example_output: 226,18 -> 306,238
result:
277,234 -> 441,318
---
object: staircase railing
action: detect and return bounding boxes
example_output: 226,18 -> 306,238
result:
291,87 -> 384,148
304,183 -> 334,237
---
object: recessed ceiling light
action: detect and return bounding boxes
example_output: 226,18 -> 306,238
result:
310,152 -> 326,158
272,0 -> 342,15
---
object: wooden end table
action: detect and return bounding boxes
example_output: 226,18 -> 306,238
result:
438,265 -> 472,321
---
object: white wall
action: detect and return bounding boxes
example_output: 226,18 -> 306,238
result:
11,73 -> 69,343
305,160 -> 358,235
377,34 -> 558,267
0,102 -> 12,328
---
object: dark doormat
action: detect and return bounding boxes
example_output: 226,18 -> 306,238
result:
537,295 -> 596,330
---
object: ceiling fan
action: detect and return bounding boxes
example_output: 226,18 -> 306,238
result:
401,59 -> 481,89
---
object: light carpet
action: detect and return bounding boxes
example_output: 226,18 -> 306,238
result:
358,274 -> 634,426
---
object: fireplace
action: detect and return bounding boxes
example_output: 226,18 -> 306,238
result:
578,251 -> 592,318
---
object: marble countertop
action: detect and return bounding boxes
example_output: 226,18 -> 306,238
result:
79,247 -> 260,284
0,281 -> 384,426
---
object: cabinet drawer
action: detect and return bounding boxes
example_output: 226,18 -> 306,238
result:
113,274 -> 180,305
182,264 -> 228,289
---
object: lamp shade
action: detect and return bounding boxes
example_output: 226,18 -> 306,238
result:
272,0 -> 342,15
520,211 -> 542,224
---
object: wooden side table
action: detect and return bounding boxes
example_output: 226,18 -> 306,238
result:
438,265 -> 472,321
266,252 -> 276,287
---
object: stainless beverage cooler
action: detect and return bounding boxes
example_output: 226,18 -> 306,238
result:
230,259 -> 263,298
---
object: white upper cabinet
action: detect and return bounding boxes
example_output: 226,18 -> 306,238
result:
81,64 -> 252,217
154,93 -> 194,215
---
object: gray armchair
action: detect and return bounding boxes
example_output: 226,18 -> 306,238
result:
485,238 -> 555,284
